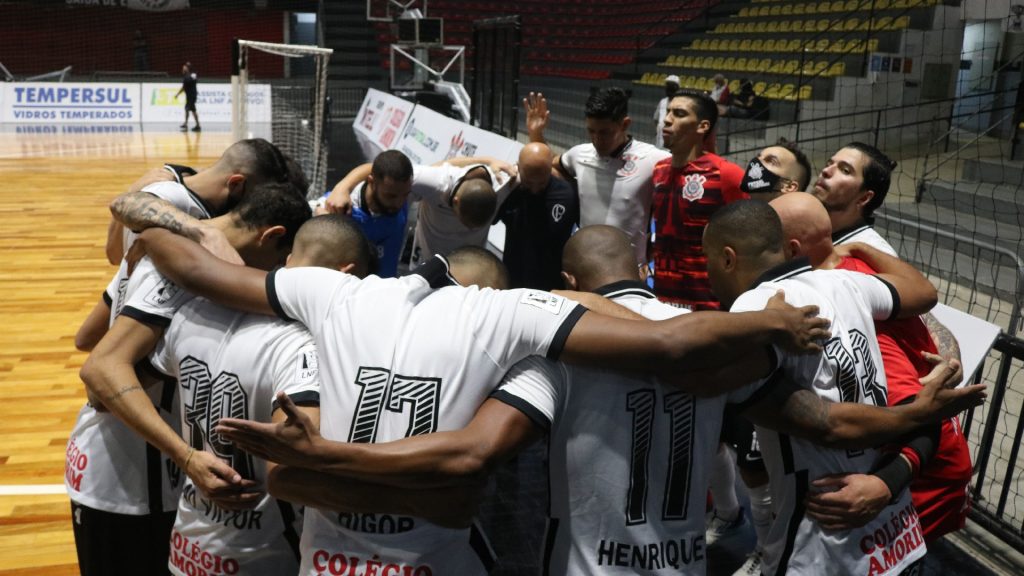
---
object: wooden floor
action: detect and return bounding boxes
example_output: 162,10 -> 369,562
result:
0,126 -> 233,575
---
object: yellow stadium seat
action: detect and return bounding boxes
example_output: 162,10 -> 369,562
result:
764,39 -> 777,51
873,16 -> 893,31
818,19 -> 832,32
683,75 -> 697,87
754,81 -> 767,94
817,1 -> 832,12
657,73 -> 667,84
734,58 -> 747,72
766,83 -> 783,99
779,84 -> 796,99
846,39 -> 863,52
892,15 -> 910,29
780,20 -> 793,33
787,39 -> 803,52
799,85 -> 813,100
768,60 -> 784,74
739,6 -> 750,16
759,58 -> 774,71
767,21 -> 780,32
844,18 -> 860,31
729,79 -> 741,92
713,23 -> 726,33
793,3 -> 806,14
728,39 -> 741,51
695,77 -> 708,90
639,72 -> 652,84
723,57 -> 736,71
712,56 -> 725,69
751,39 -> 764,51
867,38 -> 879,51
814,38 -> 829,52
692,39 -> 704,50
791,20 -> 805,32
782,4 -> 793,15
758,6 -> 772,16
707,38 -> 720,50
828,61 -> 846,76
801,60 -> 818,74
754,21 -> 768,33
844,0 -> 859,10
683,55 -> 695,67
739,39 -> 752,51
770,5 -> 782,15
783,59 -> 800,74
874,0 -> 890,8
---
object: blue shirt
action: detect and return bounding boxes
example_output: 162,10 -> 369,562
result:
349,182 -> 408,278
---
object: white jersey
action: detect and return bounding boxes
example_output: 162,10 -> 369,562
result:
150,297 -> 320,576
559,139 -> 669,264
730,258 -> 926,576
410,163 -> 513,263
493,282 -> 763,575
832,224 -> 898,257
67,178 -> 205,515
117,165 -> 204,257
266,256 -> 586,575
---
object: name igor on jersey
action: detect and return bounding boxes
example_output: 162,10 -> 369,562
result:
150,297 -> 320,576
266,257 -> 586,575
492,282 -> 763,575
67,177 -> 203,515
730,259 -> 927,576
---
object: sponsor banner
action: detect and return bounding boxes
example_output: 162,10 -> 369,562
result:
353,88 -> 415,151
2,82 -> 141,124
123,0 -> 190,10
140,82 -> 270,124
396,103 -> 521,166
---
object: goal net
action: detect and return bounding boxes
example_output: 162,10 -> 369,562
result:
232,39 -> 333,198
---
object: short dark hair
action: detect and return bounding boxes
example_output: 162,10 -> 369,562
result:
672,89 -> 719,133
585,87 -> 630,121
224,138 -> 293,186
231,181 -> 311,251
292,214 -> 377,277
456,180 -> 497,229
283,153 -> 310,196
843,141 -> 896,222
705,199 -> 783,258
371,150 -> 414,182
447,245 -> 509,289
778,138 -> 813,191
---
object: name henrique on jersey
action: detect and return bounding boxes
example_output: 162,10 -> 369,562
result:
150,297 -> 320,576
560,139 -> 670,265
409,163 -> 513,264
67,176 -> 205,515
265,257 -> 586,576
491,281 -> 763,575
730,259 -> 926,576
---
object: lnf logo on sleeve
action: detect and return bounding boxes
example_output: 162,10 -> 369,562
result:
521,291 -> 565,314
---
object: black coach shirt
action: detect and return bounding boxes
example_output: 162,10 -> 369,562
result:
496,178 -> 579,291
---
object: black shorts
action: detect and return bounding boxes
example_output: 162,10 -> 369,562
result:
71,501 -> 176,576
721,405 -> 765,472
184,97 -> 197,112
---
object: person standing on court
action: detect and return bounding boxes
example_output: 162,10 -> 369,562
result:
176,62 -> 200,132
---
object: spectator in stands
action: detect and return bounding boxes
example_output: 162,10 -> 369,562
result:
653,75 -> 680,149
722,78 -> 756,119
175,62 -> 200,132
495,142 -> 579,290
740,139 -> 814,200
650,88 -> 744,310
709,73 -> 730,106
132,30 -> 149,72
524,88 -> 670,265
811,142 -> 898,255
313,150 -> 413,278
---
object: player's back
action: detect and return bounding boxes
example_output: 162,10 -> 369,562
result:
729,261 -> 925,575
496,283 -> 760,575
275,259 -> 584,575
152,297 -> 319,576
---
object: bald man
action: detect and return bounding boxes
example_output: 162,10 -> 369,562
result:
496,142 -> 579,290
769,193 -> 973,546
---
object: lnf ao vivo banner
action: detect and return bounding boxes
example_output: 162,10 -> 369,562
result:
140,83 -> 271,123
1,82 -> 271,124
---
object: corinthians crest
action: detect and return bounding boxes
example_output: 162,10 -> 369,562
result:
681,173 -> 706,201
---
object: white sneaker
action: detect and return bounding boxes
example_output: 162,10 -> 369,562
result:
705,508 -> 748,546
732,549 -> 763,576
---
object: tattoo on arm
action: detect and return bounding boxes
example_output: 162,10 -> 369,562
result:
778,388 -> 832,437
111,193 -> 203,242
922,313 -> 960,362
105,384 -> 144,402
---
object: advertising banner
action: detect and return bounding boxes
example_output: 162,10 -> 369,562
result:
353,88 -> 415,151
396,103 -> 521,166
139,82 -> 270,123
1,82 -> 141,124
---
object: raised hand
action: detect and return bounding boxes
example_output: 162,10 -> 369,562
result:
523,92 -> 550,142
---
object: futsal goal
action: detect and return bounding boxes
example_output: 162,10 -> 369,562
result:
231,39 -> 333,197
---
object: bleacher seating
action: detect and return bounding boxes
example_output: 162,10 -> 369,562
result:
634,0 -> 939,104
373,0 -> 716,81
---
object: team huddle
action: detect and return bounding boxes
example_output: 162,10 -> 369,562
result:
66,87 -> 985,576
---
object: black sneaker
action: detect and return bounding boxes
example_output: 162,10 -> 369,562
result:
179,125 -> 188,132
192,126 -> 201,132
